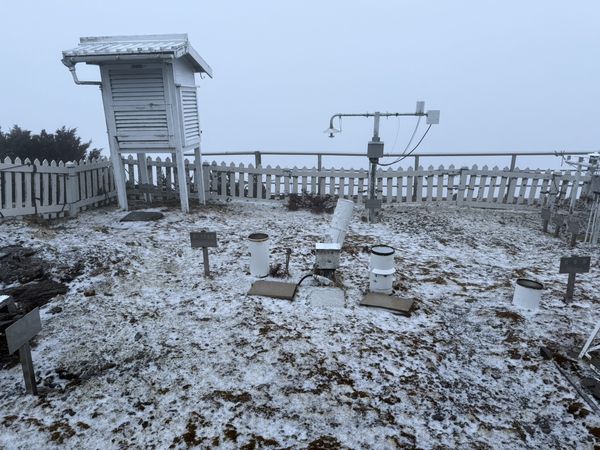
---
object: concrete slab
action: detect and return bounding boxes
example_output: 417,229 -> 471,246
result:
308,287 -> 345,308
248,280 -> 297,300
120,211 -> 164,222
360,293 -> 415,316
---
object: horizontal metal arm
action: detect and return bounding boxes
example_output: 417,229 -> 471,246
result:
328,111 -> 426,130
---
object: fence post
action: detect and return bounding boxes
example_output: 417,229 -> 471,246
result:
317,154 -> 324,195
413,155 -> 420,201
66,162 -> 78,217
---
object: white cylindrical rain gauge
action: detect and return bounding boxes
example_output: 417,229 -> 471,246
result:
248,233 -> 269,277
369,245 -> 395,294
512,278 -> 544,311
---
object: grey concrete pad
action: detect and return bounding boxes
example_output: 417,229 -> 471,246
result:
308,287 -> 345,308
120,211 -> 164,222
360,293 -> 415,316
248,280 -> 297,300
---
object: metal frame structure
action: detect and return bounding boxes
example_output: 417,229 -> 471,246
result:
323,104 -> 440,221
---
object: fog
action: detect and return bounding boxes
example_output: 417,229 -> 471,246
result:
1,1 -> 598,170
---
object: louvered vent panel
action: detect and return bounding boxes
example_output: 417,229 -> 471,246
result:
109,69 -> 165,103
181,87 -> 200,146
108,67 -> 171,147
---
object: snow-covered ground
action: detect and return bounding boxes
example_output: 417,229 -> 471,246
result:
1,201 -> 599,449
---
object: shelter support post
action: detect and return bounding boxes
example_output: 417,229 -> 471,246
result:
175,152 -> 190,213
109,138 -> 128,211
137,153 -> 152,203
194,147 -> 206,205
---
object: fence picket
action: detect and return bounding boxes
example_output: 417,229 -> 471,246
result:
0,155 -> 593,219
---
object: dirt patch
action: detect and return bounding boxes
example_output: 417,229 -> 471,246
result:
495,310 -> 524,322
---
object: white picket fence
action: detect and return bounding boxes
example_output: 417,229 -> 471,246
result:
125,156 -> 590,208
0,155 -> 590,219
0,157 -> 116,218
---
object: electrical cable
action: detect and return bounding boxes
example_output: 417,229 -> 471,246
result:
401,116 -> 422,154
389,117 -> 402,152
377,124 -> 432,167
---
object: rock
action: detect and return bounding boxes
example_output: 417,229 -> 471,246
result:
134,332 -> 143,341
1,279 -> 68,312
49,306 -> 63,314
83,289 -> 96,297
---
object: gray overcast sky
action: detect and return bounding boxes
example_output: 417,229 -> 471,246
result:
1,1 -> 599,169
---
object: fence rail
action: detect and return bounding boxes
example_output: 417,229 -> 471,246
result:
0,153 -> 591,220
0,157 -> 116,218
124,156 -> 590,209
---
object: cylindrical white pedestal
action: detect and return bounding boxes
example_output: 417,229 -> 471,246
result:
248,233 -> 269,277
512,278 -> 543,311
369,268 -> 395,294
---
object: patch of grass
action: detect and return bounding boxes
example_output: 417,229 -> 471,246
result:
286,192 -> 337,214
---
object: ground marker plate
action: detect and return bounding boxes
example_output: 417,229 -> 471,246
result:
248,281 -> 297,300
360,293 -> 415,315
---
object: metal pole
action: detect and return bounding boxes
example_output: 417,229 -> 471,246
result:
368,112 -> 381,222
413,155 -> 420,201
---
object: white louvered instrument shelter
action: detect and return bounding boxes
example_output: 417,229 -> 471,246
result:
62,34 -> 212,212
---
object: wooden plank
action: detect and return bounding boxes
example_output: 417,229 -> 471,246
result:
476,167 -> 488,203
4,158 -> 13,209
528,171 -> 540,205
505,169 -> 518,204
292,170 -> 298,194
395,173 -> 403,203
266,172 -> 272,199
14,164 -> 23,208
436,167 -> 444,202
446,166 -> 455,202
328,175 -> 335,196
357,177 -> 364,204
426,167 -> 434,202
415,168 -> 423,202
465,166 -> 477,203
487,170 -> 498,203
386,174 -> 393,204
516,173 -> 529,205
274,167 -> 281,198
405,167 -> 413,202
456,168 -> 467,205
496,172 -> 508,204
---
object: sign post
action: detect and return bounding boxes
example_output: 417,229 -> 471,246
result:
190,231 -> 218,277
559,256 -> 591,301
5,307 -> 42,395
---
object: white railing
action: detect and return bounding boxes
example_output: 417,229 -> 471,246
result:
124,156 -> 590,208
0,157 -> 116,218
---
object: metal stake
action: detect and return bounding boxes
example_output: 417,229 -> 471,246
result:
202,247 -> 210,277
